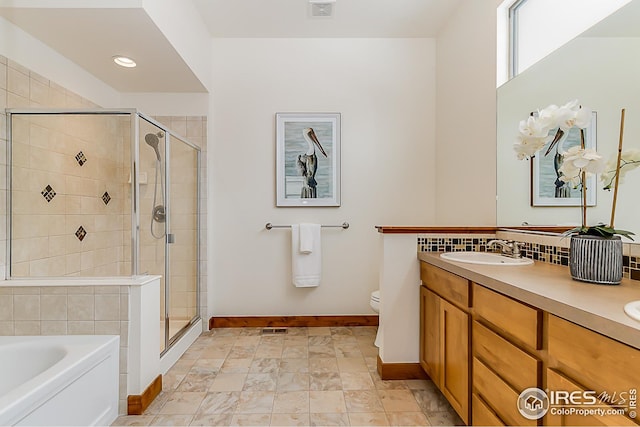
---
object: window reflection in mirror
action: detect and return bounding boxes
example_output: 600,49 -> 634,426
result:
506,0 -> 631,79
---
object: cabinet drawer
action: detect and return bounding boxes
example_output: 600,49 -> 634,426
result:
420,263 -> 469,310
473,320 -> 540,392
545,369 -> 638,426
473,357 -> 537,426
472,393 -> 506,427
473,284 -> 541,349
548,315 -> 640,400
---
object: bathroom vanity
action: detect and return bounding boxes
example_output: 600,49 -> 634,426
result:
419,253 -> 640,426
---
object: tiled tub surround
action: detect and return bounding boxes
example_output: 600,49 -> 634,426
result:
418,230 -> 640,281
0,276 -> 162,415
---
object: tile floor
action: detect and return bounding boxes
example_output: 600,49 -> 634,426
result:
112,326 -> 462,426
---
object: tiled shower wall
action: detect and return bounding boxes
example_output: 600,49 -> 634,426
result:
0,56 -> 100,277
10,113 -> 130,277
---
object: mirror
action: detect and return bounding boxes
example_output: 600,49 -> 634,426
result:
497,0 -> 640,238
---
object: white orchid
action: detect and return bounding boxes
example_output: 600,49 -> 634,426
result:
513,135 -> 548,160
553,100 -> 592,131
513,99 -> 591,159
558,146 -> 604,188
518,115 -> 551,138
514,114 -> 555,160
514,103 -> 636,238
536,104 -> 560,129
601,149 -> 640,189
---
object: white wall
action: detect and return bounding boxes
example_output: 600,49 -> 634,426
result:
209,38 -> 436,316
378,234 -> 421,363
0,16 -> 120,107
434,0 -> 501,226
142,0 -> 212,92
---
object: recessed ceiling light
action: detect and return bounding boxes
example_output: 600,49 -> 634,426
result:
113,56 -> 136,68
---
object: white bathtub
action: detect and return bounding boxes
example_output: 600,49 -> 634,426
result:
0,335 -> 119,426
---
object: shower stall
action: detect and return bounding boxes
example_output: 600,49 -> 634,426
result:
5,109 -> 201,353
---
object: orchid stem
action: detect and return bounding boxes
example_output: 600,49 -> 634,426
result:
610,108 -> 626,229
580,129 -> 587,229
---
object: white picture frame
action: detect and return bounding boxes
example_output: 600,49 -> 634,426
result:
276,113 -> 341,207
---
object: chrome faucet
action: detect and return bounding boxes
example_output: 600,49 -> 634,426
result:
486,239 -> 525,258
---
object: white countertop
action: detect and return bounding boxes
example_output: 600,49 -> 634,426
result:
419,252 -> 640,349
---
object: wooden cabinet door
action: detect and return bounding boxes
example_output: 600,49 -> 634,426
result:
545,369 -> 638,426
420,286 -> 440,383
440,298 -> 470,424
472,393 -> 506,426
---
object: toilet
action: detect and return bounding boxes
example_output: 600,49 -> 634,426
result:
370,290 -> 382,347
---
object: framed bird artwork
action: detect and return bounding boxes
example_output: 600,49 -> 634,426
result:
531,111 -> 597,207
275,112 -> 341,207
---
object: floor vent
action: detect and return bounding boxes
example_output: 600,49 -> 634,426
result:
261,328 -> 288,335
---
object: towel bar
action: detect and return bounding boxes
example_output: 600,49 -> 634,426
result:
265,222 -> 349,230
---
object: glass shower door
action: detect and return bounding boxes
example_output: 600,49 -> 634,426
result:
167,134 -> 199,343
138,119 -> 168,352
138,115 -> 199,353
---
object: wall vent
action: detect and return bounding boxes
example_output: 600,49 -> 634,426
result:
310,2 -> 334,18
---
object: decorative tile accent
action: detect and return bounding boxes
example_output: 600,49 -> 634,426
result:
102,191 -> 111,205
519,243 -> 570,266
417,237 -> 500,253
75,226 -> 87,242
40,184 -> 56,202
418,235 -> 640,282
75,151 -> 87,166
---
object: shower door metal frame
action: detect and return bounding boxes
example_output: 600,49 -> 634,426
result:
4,108 -> 202,355
137,112 -> 202,353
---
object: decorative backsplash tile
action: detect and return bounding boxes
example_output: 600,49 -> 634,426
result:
418,234 -> 640,282
75,151 -> 87,166
75,226 -> 87,242
102,191 -> 111,205
417,236 -> 500,253
40,184 -> 56,202
519,243 -> 570,266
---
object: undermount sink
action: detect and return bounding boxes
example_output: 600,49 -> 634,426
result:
440,251 -> 534,266
624,301 -> 640,322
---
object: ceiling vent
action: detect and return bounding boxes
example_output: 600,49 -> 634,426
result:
309,0 -> 335,18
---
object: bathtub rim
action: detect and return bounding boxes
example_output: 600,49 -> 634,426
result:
0,275 -> 161,287
0,335 -> 120,426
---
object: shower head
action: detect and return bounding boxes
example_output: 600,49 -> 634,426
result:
145,133 -> 162,161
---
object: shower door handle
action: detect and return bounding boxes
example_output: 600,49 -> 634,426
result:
167,234 -> 175,244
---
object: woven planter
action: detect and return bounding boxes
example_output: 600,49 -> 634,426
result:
569,235 -> 623,285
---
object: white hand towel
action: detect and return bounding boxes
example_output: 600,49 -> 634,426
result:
291,224 -> 321,287
299,223 -> 316,254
